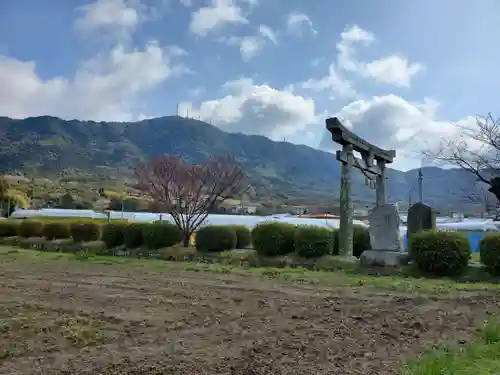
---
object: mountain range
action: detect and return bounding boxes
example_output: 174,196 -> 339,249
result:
0,115 -> 477,208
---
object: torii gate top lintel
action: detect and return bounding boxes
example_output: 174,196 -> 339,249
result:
326,117 -> 395,164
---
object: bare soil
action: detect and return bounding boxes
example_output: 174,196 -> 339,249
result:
1,253 -> 500,375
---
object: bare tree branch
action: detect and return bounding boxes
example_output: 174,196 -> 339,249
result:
134,154 -> 248,246
424,113 -> 500,203
463,182 -> 500,219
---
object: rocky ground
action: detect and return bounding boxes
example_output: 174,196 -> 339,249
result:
0,248 -> 499,374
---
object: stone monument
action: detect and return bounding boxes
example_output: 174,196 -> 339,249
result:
361,204 -> 408,266
326,117 -> 408,266
407,202 -> 435,254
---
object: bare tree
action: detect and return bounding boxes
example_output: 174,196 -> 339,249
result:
134,154 -> 248,246
425,113 -> 500,203
464,183 -> 500,219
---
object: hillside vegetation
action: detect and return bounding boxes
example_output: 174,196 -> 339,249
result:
0,115 -> 476,205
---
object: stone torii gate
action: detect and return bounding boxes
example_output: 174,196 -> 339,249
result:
326,117 -> 396,257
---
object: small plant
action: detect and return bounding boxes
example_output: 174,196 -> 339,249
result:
228,225 -> 252,248
353,225 -> 371,257
45,238 -> 74,252
479,233 -> 500,276
409,230 -> 471,277
216,249 -> 259,266
252,222 -> 296,256
70,221 -> 101,242
18,219 -> 44,238
294,226 -> 333,258
195,225 -> 237,252
123,223 -> 147,248
101,222 -> 128,248
142,222 -> 183,249
43,221 -> 71,240
0,220 -> 20,237
158,245 -> 197,261
0,236 -> 21,246
81,240 -> 108,255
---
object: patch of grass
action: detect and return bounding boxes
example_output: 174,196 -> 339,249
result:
471,252 -> 481,262
55,315 -> 106,346
401,320 -> 500,375
1,245 -> 500,294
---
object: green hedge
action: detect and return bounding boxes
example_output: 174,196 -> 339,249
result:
43,221 -> 71,240
409,230 -> 471,277
332,225 -> 371,257
123,223 -> 147,248
228,225 -> 252,248
70,221 -> 101,242
195,226 -> 237,252
101,222 -> 128,248
479,233 -> 500,276
0,220 -> 20,237
294,226 -> 333,258
142,222 -> 183,249
353,225 -> 371,257
18,220 -> 44,238
252,222 -> 296,256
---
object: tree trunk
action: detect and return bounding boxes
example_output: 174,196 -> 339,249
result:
182,232 -> 191,247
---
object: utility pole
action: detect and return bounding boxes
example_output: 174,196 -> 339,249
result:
417,167 -> 423,203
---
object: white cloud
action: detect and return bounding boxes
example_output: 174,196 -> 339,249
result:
180,0 -> 193,6
74,0 -> 141,35
0,41 -> 188,121
301,63 -> 357,99
180,78 -> 317,139
220,24 -> 277,60
189,0 -> 248,37
364,55 -> 424,87
258,25 -> 277,45
336,24 -> 374,72
286,12 -> 317,36
335,25 -> 423,87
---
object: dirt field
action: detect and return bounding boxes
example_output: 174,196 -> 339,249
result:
1,248 -> 500,375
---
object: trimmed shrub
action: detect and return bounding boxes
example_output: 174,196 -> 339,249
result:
196,225 -> 237,252
251,222 -> 296,256
123,223 -> 146,248
353,225 -> 371,258
479,233 -> 500,276
410,230 -> 471,277
43,221 -> 71,240
228,225 -> 252,248
18,219 -> 44,238
331,225 -> 371,257
70,221 -> 101,242
332,229 -> 339,255
294,226 -> 333,258
101,222 -> 128,248
142,222 -> 183,249
0,220 -> 20,237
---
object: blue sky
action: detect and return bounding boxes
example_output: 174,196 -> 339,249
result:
1,0 -> 499,170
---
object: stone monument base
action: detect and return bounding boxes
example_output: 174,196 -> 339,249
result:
360,250 -> 409,267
